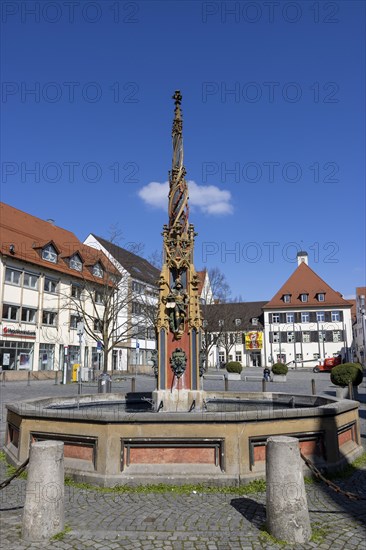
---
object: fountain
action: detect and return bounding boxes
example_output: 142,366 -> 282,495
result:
3,92 -> 363,486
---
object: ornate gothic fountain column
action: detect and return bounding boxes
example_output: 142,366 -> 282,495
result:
153,91 -> 204,411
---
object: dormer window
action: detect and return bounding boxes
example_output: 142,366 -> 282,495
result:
234,318 -> 241,327
252,318 -> 258,326
92,263 -> 103,278
42,244 -> 57,263
300,293 -> 308,303
283,294 -> 291,303
317,293 -> 325,302
69,254 -> 82,271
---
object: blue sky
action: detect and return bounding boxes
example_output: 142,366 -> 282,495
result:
1,0 -> 365,301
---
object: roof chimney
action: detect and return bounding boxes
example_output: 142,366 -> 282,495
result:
297,251 -> 308,266
46,219 -> 55,225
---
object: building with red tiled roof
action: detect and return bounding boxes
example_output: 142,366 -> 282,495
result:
262,252 -> 353,368
0,203 -> 118,374
83,233 -> 160,372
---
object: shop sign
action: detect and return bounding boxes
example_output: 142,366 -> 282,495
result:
245,331 -> 263,350
3,327 -> 36,338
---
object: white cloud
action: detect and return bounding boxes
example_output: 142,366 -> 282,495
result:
138,180 -> 233,216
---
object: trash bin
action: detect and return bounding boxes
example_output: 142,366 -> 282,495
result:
72,364 -> 80,382
98,372 -> 112,393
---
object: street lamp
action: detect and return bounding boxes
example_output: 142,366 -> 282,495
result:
76,319 -> 84,395
360,295 -> 365,365
234,318 -> 241,364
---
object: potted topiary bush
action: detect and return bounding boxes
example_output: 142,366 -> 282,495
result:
330,362 -> 363,399
271,362 -> 288,382
225,361 -> 243,381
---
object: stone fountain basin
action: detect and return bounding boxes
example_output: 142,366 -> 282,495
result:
4,391 -> 362,487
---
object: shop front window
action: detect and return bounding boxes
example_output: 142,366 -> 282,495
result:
0,341 -> 34,370
38,344 -> 55,371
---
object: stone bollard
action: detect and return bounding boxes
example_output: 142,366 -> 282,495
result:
22,441 -> 64,541
266,436 -> 311,544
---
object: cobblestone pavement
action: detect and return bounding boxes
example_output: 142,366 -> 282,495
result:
1,370 -> 365,549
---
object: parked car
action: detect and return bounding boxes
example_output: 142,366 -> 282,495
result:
313,356 -> 342,373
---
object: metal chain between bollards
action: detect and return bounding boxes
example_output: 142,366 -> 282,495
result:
300,451 -> 366,501
0,458 -> 29,490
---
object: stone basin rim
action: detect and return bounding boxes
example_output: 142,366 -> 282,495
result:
6,391 -> 358,423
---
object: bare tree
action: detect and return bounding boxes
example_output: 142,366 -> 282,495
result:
147,249 -> 163,270
201,316 -> 224,368
63,269 -> 157,373
217,331 -> 237,364
207,267 -> 231,303
104,223 -> 145,256
232,294 -> 245,303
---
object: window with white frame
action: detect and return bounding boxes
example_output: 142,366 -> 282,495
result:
132,302 -> 144,314
235,318 -> 241,327
316,311 -> 325,322
24,272 -> 39,289
251,317 -> 258,326
92,263 -> 103,278
93,319 -> 103,332
42,244 -> 57,263
71,285 -> 81,299
313,353 -> 320,360
133,325 -> 146,339
70,315 -> 79,329
5,267 -> 21,285
302,332 -> 310,343
2,304 -> 19,321
95,290 -> 103,304
21,307 -> 37,323
319,331 -> 326,342
42,311 -> 57,325
235,333 -> 242,344
218,319 -> 224,327
300,293 -> 308,302
132,281 -> 145,293
317,293 -> 325,302
272,313 -> 280,323
333,330 -> 342,342
301,312 -> 310,323
295,353 -> 303,361
331,311 -> 340,322
69,254 -> 82,271
235,352 -> 242,363
44,277 -> 57,293
283,294 -> 291,303
287,332 -> 295,343
273,332 -> 279,343
218,352 -> 225,363
286,313 -> 294,323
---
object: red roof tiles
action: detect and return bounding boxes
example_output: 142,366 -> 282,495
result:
263,262 -> 353,309
0,202 -> 117,283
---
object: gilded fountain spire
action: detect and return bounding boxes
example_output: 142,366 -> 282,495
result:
169,90 -> 189,234
163,91 -> 195,273
154,91 -> 204,409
